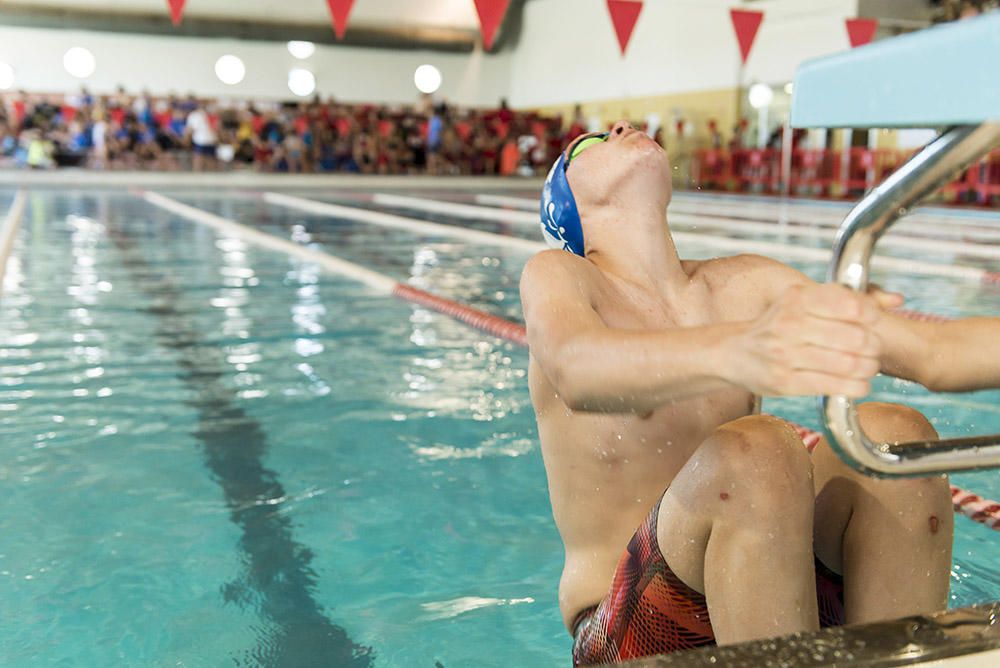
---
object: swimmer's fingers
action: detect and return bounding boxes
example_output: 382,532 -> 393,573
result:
791,344 -> 880,381
795,318 -> 881,357
801,284 -> 880,325
867,283 -> 905,311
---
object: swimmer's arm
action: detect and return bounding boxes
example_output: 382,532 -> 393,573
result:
521,253 -> 737,412
521,252 -> 876,413
757,259 -> 1000,392
877,313 -> 1000,392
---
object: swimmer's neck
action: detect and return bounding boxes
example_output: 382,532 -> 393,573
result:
583,207 -> 687,296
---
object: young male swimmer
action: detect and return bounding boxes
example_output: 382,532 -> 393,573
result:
522,122 -> 954,665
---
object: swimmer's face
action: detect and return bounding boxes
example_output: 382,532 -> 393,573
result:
565,120 -> 671,211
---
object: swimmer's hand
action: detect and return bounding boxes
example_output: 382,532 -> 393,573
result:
727,284 -> 881,398
867,283 -> 905,311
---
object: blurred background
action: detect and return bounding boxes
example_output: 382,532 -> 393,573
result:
1,0 -> 997,204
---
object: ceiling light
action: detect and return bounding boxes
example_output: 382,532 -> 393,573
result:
414,64 -> 442,95
63,47 -> 96,79
215,55 -> 246,85
748,83 -> 774,109
287,41 -> 316,60
288,68 -> 316,97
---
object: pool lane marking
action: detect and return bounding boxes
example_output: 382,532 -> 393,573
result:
477,192 -> 1000,246
143,191 -> 1000,533
140,190 -> 526,345
143,190 -> 396,293
0,190 -> 27,300
262,192 -> 541,253
370,194 -> 1000,284
473,194 -> 1000,260
105,211 -> 374,666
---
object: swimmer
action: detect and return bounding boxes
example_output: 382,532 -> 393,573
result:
521,122 -> 954,665
869,299 -> 1000,392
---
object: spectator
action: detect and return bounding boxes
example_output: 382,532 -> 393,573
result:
0,89 -> 609,177
186,103 -> 218,172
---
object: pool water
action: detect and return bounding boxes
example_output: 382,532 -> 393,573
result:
1,187 -> 999,667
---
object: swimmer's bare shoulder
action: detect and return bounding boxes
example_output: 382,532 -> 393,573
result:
683,253 -> 812,319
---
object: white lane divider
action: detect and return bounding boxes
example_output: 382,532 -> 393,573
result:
139,190 -> 528,344
668,192 -> 1000,231
373,193 -> 999,283
263,192 -> 541,253
375,192 -> 538,225
143,191 -> 397,293
665,213 -> 1000,260
0,190 -> 27,299
475,193 -> 1000,242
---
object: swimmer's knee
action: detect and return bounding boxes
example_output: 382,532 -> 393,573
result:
697,416 -> 813,512
858,402 -> 937,443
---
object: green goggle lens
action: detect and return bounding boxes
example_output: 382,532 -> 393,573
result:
569,136 -> 607,163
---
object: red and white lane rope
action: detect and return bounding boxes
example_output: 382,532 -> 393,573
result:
140,191 -> 528,345
790,425 -> 1000,532
141,190 -> 1000,533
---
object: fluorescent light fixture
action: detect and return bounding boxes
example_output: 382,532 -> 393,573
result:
414,64 -> 443,94
63,47 -> 96,79
215,55 -> 246,85
288,68 -> 316,97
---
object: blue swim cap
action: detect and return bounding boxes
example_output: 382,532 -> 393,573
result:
540,133 -> 609,256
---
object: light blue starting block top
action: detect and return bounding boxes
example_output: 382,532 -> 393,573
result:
791,11 -> 1000,129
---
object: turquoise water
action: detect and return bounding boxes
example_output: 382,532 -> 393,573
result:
1,188 -> 998,666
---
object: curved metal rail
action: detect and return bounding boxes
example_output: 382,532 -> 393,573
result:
822,122 -> 1000,476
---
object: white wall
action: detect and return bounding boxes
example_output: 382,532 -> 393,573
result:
0,25 -> 511,107
508,0 -> 859,107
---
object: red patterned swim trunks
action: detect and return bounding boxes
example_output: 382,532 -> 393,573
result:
571,496 -> 845,665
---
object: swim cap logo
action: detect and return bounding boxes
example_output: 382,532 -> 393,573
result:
543,201 -> 570,251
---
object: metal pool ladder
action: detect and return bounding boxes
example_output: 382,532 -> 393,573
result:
790,12 -> 1000,476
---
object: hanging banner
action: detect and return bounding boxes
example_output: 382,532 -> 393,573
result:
606,0 -> 644,56
473,0 -> 512,51
167,0 -> 186,26
326,0 -> 357,40
729,8 -> 764,65
845,18 -> 878,48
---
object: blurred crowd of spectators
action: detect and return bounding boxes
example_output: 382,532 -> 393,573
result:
932,0 -> 998,21
0,89 -> 589,176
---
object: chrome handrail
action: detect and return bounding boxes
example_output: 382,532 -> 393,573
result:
822,122 -> 1000,476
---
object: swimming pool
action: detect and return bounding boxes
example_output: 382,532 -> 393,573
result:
2,184 -> 999,666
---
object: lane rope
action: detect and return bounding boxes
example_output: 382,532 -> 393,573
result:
476,193 -> 1000,239
372,193 -> 1000,284
140,190 -> 528,344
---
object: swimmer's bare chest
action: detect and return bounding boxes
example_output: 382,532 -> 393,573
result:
528,258 -> 768,627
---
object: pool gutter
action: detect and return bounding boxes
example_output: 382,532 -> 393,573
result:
616,602 -> 1000,667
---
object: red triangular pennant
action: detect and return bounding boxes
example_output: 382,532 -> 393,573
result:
607,0 -> 644,56
729,8 -> 764,65
845,18 -> 878,48
473,0 -> 512,51
326,0 -> 356,40
166,0 -> 186,26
